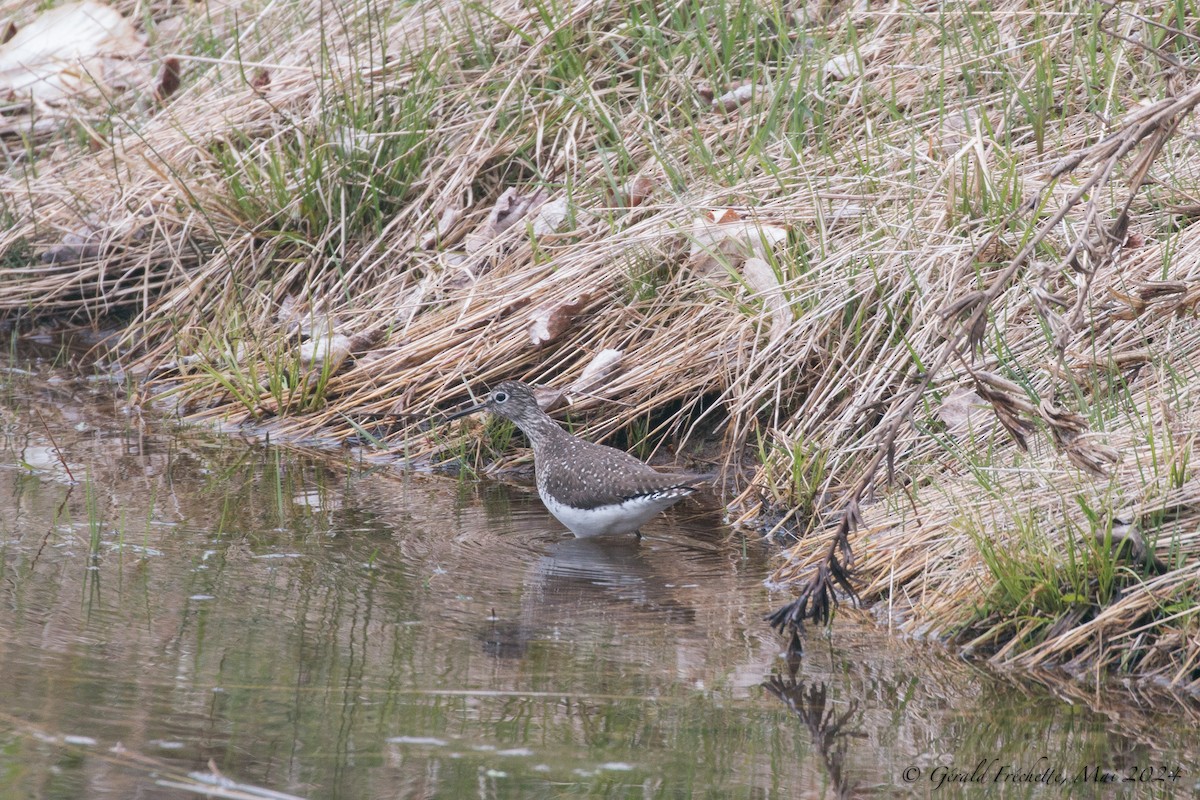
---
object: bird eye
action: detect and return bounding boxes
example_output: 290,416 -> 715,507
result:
494,391 -> 508,403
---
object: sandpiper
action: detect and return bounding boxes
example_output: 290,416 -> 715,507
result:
445,381 -> 708,537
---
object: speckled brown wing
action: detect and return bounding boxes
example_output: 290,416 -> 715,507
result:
534,435 -> 708,511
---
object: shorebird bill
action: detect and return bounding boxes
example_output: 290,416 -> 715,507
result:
443,400 -> 488,422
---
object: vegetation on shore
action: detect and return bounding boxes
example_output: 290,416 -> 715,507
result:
1,0 -> 1199,691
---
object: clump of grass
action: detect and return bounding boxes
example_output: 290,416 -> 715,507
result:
962,501 -> 1129,656
210,70 -> 434,245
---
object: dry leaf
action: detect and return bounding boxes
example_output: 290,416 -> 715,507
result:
936,387 -> 982,432
1136,280 -> 1187,301
347,329 -> 385,353
331,126 -> 379,156
689,211 -> 788,275
277,294 -> 300,325
250,68 -> 270,91
1065,437 -> 1120,477
465,188 -> 548,253
277,294 -> 335,339
742,257 -> 793,343
419,205 -> 463,249
795,1 -> 823,25
41,222 -> 104,264
713,82 -> 766,112
40,210 -> 147,264
823,44 -> 880,82
1100,520 -> 1167,573
988,402 -> 1036,451
620,174 -> 655,208
528,294 -> 589,346
155,56 -> 180,102
1038,398 -> 1089,440
823,53 -> 859,81
972,374 -> 1037,450
533,385 -> 565,411
973,371 -> 1035,409
0,2 -> 146,103
531,197 -> 569,236
569,349 -> 623,397
299,332 -> 352,374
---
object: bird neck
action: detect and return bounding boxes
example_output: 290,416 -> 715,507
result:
513,408 -> 568,451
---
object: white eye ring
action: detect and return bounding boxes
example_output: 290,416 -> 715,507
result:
494,391 -> 509,403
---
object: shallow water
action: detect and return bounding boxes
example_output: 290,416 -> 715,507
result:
1,361 -> 1199,799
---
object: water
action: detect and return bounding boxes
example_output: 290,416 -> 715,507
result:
1,360 -> 1198,799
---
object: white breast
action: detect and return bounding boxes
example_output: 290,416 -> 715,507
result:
541,491 -> 675,537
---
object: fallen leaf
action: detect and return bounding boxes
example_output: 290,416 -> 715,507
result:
936,387 -> 983,432
465,188 -> 548,253
347,329 -> 385,353
419,204 -> 463,249
277,294 -> 301,327
298,332 -> 353,374
531,197 -> 569,236
689,212 -> 788,275
250,68 -> 270,91
795,0 -> 823,25
0,2 -> 146,103
742,257 -> 793,343
713,82 -> 766,112
823,52 -> 859,81
40,210 -> 148,264
1038,398 -> 1089,439
570,349 -> 623,398
528,294 -> 590,347
155,56 -> 180,102
623,175 -> 655,208
1135,280 -> 1187,301
533,385 -> 565,411
41,223 -> 104,264
331,127 -> 392,157
278,295 -> 337,339
1065,437 -> 1120,477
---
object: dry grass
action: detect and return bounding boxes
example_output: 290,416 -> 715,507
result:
2,0 -> 1200,688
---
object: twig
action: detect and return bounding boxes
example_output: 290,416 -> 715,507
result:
33,407 -> 76,483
